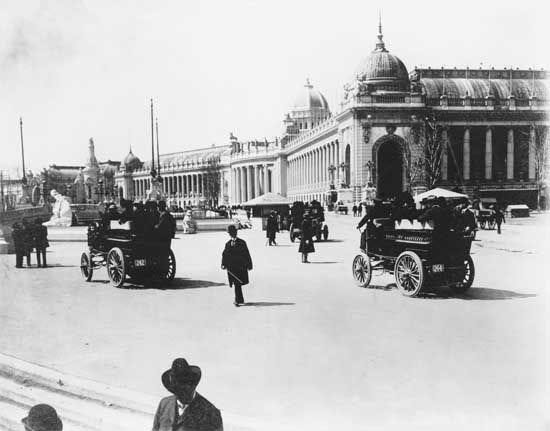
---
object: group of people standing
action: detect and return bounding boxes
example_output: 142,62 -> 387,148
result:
12,218 -> 49,268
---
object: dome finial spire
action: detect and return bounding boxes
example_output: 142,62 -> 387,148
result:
375,11 -> 387,52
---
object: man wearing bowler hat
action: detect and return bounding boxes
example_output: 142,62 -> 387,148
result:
221,224 -> 252,306
152,358 -> 223,431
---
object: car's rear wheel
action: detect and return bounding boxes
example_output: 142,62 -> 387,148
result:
352,253 -> 372,287
107,247 -> 126,288
451,256 -> 475,294
395,251 -> 424,297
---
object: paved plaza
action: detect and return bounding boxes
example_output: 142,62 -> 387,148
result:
0,213 -> 548,430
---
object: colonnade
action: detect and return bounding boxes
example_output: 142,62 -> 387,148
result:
231,164 -> 272,205
439,126 -> 537,182
132,173 -> 212,201
288,140 -> 339,195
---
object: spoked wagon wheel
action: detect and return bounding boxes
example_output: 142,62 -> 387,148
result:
352,253 -> 372,287
395,251 -> 424,297
323,225 -> 329,241
451,256 -> 475,294
289,224 -> 295,242
488,219 -> 496,230
163,249 -> 177,282
80,252 -> 93,281
479,220 -> 487,229
106,247 -> 126,288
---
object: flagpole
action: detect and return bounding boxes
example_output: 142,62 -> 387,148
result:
150,99 -> 156,178
19,117 -> 26,183
156,117 -> 161,178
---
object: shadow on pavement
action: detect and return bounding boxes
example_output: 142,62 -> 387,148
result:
241,302 -> 295,307
321,239 -> 344,243
307,261 -> 339,264
420,286 -> 536,300
124,277 -> 226,290
363,284 -> 396,291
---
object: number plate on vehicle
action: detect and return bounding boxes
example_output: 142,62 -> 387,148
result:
432,264 -> 444,273
134,259 -> 146,267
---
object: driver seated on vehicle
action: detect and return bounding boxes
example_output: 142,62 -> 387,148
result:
418,196 -> 453,259
357,198 -> 387,252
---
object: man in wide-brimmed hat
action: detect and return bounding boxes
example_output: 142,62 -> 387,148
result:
221,224 -> 252,306
152,358 -> 223,431
22,404 -> 63,431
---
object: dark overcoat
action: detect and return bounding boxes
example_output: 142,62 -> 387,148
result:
33,225 -> 49,249
152,393 -> 223,431
266,215 -> 278,240
221,237 -> 252,286
298,219 -> 315,254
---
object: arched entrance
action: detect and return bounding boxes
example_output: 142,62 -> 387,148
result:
374,136 -> 405,200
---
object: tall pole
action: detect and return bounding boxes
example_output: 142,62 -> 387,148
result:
19,117 -> 26,184
150,99 -> 156,178
156,117 -> 161,177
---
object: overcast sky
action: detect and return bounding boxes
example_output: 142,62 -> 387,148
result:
0,0 -> 548,175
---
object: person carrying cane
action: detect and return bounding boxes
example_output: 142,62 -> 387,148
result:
221,225 -> 252,307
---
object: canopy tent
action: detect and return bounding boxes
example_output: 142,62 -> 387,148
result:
242,193 -> 292,207
413,187 -> 468,203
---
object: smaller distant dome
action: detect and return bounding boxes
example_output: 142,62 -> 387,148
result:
123,149 -> 142,171
293,79 -> 330,111
102,165 -> 117,178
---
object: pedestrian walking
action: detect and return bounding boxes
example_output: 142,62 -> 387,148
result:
266,211 -> 279,246
22,403 -> 63,431
358,203 -> 363,217
494,204 -> 505,234
153,358 -> 223,431
299,212 -> 315,263
352,204 -> 358,217
221,225 -> 253,306
33,218 -> 49,268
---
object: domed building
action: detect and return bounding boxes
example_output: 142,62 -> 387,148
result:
285,79 -> 331,134
114,18 -> 548,210
122,149 -> 142,172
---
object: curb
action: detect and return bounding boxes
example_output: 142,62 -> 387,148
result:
0,353 -> 287,431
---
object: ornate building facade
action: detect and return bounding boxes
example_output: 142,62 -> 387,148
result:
116,23 -> 549,208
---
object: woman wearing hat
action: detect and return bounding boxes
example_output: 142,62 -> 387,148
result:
221,224 -> 253,306
153,358 -> 223,431
266,210 -> 279,246
299,211 -> 315,263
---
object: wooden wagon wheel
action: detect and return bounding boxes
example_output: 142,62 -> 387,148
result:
479,219 -> 487,229
106,247 -> 126,288
352,253 -> 372,288
163,249 -> 177,282
80,251 -> 93,282
394,251 -> 424,297
488,219 -> 496,230
451,256 -> 475,294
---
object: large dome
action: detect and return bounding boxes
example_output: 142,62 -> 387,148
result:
354,23 -> 410,92
123,149 -> 142,172
293,79 -> 330,111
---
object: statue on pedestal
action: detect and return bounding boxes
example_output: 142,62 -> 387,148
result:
43,190 -> 73,227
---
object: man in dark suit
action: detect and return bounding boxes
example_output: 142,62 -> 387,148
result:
221,225 -> 252,306
155,201 -> 177,244
33,218 -> 49,268
152,358 -> 223,431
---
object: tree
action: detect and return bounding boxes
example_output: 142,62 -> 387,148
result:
404,116 -> 449,191
203,156 -> 222,208
518,124 -> 549,209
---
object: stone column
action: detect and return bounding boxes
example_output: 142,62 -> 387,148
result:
264,164 -> 269,193
485,127 -> 493,180
254,165 -> 261,197
507,129 -> 514,180
463,128 -> 470,181
441,128 -> 448,181
240,167 -> 246,204
528,126 -> 536,180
